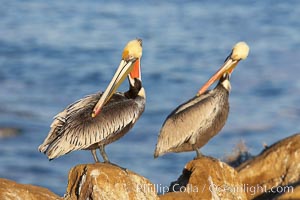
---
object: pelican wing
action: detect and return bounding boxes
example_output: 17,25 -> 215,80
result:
39,92 -> 144,159
154,90 -> 227,157
38,93 -> 103,153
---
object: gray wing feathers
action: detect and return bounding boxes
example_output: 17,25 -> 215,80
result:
39,93 -> 143,160
155,93 -> 218,157
38,110 -> 67,153
38,94 -> 98,153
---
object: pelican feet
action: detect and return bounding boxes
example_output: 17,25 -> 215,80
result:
91,145 -> 127,172
90,145 -> 110,163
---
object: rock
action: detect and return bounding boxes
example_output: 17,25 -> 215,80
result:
275,184 -> 300,200
237,133 -> 300,199
0,127 -> 21,138
223,140 -> 253,168
2,133 -> 300,200
0,178 -> 61,200
159,156 -> 247,200
64,163 -> 159,200
159,192 -> 192,200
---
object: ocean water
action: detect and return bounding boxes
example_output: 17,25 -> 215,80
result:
0,0 -> 300,196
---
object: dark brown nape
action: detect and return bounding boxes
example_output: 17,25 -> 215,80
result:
136,38 -> 143,47
125,78 -> 142,99
218,72 -> 230,83
224,50 -> 233,63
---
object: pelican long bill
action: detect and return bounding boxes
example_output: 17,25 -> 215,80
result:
92,58 -> 139,117
39,38 -> 145,162
197,42 -> 249,95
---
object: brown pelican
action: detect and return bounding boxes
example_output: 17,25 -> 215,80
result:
154,42 -> 249,158
39,39 -> 145,163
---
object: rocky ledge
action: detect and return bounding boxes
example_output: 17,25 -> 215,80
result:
64,163 -> 158,200
159,157 -> 247,200
1,133 -> 300,200
0,178 -> 60,200
237,133 -> 300,200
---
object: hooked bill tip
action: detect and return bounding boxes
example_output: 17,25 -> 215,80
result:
231,41 -> 249,60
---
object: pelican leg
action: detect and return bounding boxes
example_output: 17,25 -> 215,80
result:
99,144 -> 110,163
192,144 -> 202,158
91,149 -> 99,163
195,149 -> 202,158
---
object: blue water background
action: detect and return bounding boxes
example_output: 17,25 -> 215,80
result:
0,0 -> 300,196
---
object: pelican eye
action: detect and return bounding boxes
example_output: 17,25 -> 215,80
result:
126,56 -> 137,62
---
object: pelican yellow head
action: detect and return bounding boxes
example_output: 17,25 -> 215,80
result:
197,42 -> 249,95
92,39 -> 143,117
